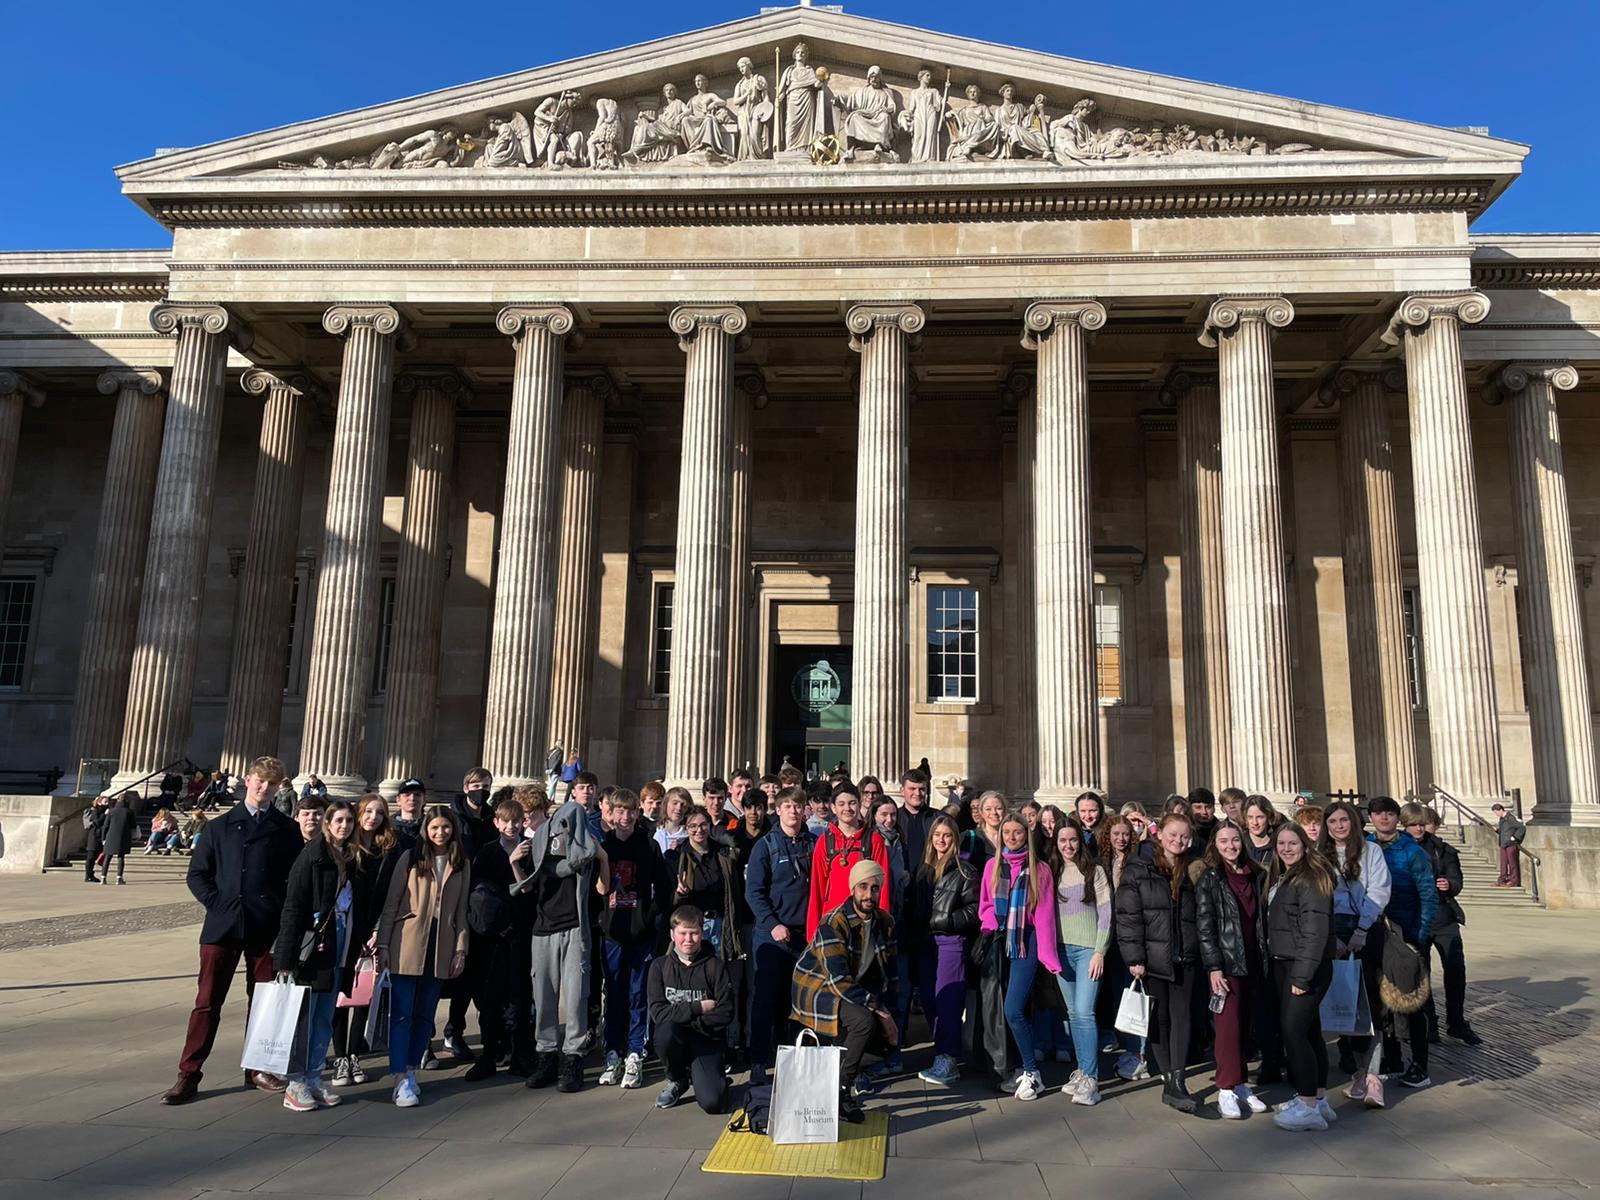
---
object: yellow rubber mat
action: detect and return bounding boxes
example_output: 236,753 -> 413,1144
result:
701,1110 -> 889,1181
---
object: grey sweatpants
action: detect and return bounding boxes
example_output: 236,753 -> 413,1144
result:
530,926 -> 590,1055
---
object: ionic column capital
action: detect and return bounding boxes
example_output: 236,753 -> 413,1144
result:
241,367 -> 319,400
670,303 -> 748,351
1381,292 -> 1490,347
1490,361 -> 1580,403
1320,362 -> 1407,408
0,370 -> 45,405
1199,296 -> 1294,348
497,304 -> 575,341
96,368 -> 163,397
1020,299 -> 1106,350
737,367 -> 770,408
151,302 -> 235,337
1159,366 -> 1220,406
396,368 -> 471,401
564,367 -> 616,401
323,304 -> 406,338
846,302 -> 924,351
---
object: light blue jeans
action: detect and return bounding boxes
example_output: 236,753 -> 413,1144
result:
1055,942 -> 1103,1081
293,910 -> 348,1088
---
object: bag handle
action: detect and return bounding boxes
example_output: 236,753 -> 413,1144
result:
1129,978 -> 1146,995
794,1028 -> 822,1048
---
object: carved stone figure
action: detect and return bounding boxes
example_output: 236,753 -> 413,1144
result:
372,127 -> 464,170
627,83 -> 690,163
1049,98 -> 1133,163
994,84 -> 1051,160
730,57 -> 772,160
898,67 -> 945,164
476,112 -> 533,168
681,74 -> 738,162
837,66 -> 900,161
533,91 -> 586,167
588,98 -> 622,170
947,84 -> 1000,162
778,42 -> 833,152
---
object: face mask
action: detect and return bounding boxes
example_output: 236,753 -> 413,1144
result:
467,788 -> 490,807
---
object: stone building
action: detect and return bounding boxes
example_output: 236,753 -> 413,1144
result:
2,8 -> 1599,900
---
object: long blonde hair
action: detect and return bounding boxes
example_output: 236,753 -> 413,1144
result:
921,815 -> 962,882
987,813 -> 1041,911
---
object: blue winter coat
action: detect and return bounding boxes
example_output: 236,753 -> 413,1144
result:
1369,831 -> 1437,944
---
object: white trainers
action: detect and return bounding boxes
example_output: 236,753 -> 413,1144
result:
1071,1076 -> 1101,1106
330,1057 -> 354,1087
1233,1084 -> 1268,1114
282,1081 -> 317,1112
620,1052 -> 644,1090
1316,1096 -> 1338,1124
393,1071 -> 421,1108
1217,1088 -> 1243,1119
999,1068 -> 1024,1093
310,1082 -> 341,1108
918,1054 -> 960,1085
598,1051 -> 623,1086
1272,1097 -> 1328,1132
1013,1070 -> 1044,1101
1064,1068 -> 1086,1095
348,1058 -> 368,1085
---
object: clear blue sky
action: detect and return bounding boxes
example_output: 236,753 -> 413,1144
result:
4,0 -> 1594,250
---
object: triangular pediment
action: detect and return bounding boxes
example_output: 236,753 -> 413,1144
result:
118,7 -> 1524,203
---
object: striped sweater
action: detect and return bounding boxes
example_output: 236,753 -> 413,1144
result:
1055,862 -> 1112,953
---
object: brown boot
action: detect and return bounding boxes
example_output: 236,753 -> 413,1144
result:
162,1073 -> 200,1105
245,1070 -> 287,1093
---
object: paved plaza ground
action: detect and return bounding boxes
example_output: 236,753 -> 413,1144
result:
1,867 -> 1597,1200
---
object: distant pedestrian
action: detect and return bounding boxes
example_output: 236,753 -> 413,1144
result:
1491,803 -> 1526,887
83,795 -> 109,883
101,791 -> 137,885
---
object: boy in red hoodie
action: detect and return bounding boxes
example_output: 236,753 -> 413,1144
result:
805,784 -> 891,938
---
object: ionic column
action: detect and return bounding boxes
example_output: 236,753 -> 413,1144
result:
63,370 -> 165,794
1495,362 -> 1598,824
296,305 -> 404,797
219,370 -> 313,782
1023,300 -> 1105,800
663,304 -> 746,790
847,303 -> 923,785
376,370 -> 463,793
1332,364 -> 1419,800
723,370 -> 764,775
1201,297 -> 1299,798
0,371 -> 40,546
114,305 -> 241,790
1008,369 -> 1040,797
1383,293 -> 1503,806
1163,369 -> 1233,793
480,306 -> 573,787
546,369 -> 609,766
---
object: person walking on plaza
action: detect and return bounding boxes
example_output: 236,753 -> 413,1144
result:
273,800 -> 360,1112
1266,822 -> 1338,1132
745,786 -> 816,1084
1405,804 -> 1481,1047
101,791 -> 136,884
163,756 -> 303,1105
596,789 -> 669,1091
907,814 -> 977,1086
1368,796 -> 1437,1088
376,808 -> 471,1107
649,905 -> 735,1113
1194,821 -> 1271,1119
1492,802 -> 1526,887
1047,817 -> 1111,1105
980,811 -> 1061,1102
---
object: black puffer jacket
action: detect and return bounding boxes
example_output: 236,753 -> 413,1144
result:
1192,860 -> 1267,977
905,859 -> 979,942
1114,856 -> 1199,980
1265,873 -> 1336,991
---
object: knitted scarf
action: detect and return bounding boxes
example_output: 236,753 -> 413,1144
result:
992,848 -> 1031,959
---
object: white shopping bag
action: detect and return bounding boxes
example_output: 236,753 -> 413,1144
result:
1114,979 -> 1151,1038
770,1029 -> 842,1145
241,980 -> 309,1075
1318,957 -> 1372,1037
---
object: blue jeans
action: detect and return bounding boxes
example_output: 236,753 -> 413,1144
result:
1001,931 -> 1042,1074
1055,943 -> 1103,1081
293,911 -> 348,1088
389,973 -> 444,1076
602,939 -> 654,1057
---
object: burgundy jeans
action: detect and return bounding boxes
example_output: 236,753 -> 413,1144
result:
1210,971 -> 1255,1090
177,940 -> 275,1079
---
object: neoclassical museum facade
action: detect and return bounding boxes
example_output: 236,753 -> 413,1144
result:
3,8 -> 1600,898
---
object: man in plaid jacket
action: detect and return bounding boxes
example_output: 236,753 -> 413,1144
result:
789,858 -> 898,1122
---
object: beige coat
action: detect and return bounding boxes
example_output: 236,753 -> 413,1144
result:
376,849 -> 470,978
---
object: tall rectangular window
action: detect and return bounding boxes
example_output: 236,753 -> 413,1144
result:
651,583 -> 674,696
0,575 -> 36,689
282,574 -> 300,694
926,585 -> 979,702
1402,586 -> 1426,709
1094,584 -> 1123,703
372,577 -> 398,695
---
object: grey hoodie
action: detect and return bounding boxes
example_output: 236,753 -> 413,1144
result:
516,800 -> 600,938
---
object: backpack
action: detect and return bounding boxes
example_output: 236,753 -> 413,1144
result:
727,1082 -> 773,1137
822,826 -> 880,876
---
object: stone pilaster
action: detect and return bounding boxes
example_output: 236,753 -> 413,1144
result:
546,369 -> 609,766
663,304 -> 746,790
0,371 -> 40,547
1023,300 -> 1105,800
480,306 -> 573,787
1201,297 -> 1299,798
114,305 -> 239,790
1383,293 -> 1503,806
1164,369 -> 1233,793
63,370 -> 165,794
376,370 -> 463,794
847,302 -> 923,785
1495,362 -> 1599,824
219,370 -> 313,783
723,370 -> 764,774
1007,369 -> 1040,798
296,305 -> 404,796
1332,365 -> 1419,800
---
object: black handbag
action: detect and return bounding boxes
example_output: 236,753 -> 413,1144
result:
295,906 -> 336,981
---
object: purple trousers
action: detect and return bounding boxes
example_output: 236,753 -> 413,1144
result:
919,934 -> 968,1057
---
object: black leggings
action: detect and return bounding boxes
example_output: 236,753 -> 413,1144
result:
1146,966 -> 1196,1077
1275,956 -> 1332,1098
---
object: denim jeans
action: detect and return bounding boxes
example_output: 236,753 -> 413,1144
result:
1001,931 -> 1041,1074
1054,942 -> 1103,1081
601,939 -> 654,1057
388,973 -> 444,1076
293,910 -> 348,1087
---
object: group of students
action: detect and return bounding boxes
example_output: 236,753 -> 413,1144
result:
159,755 -> 1478,1134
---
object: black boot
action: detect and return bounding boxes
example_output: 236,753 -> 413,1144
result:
1161,1070 -> 1198,1114
526,1052 -> 558,1089
464,1055 -> 497,1083
557,1053 -> 585,1093
839,1089 -> 866,1124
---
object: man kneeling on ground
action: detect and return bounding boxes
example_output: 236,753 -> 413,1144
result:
648,904 -> 734,1112
790,858 -> 898,1123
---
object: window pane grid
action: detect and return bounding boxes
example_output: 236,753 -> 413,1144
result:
1402,587 -> 1425,709
372,578 -> 397,695
0,575 -> 35,688
1094,584 -> 1123,704
282,574 -> 300,694
926,585 -> 979,702
652,584 -> 674,696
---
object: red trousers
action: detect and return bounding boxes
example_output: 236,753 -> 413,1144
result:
177,940 -> 275,1079
1498,844 -> 1522,886
1210,971 -> 1255,1090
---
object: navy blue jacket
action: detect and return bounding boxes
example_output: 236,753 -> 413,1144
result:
1370,831 -> 1438,945
745,824 -> 816,934
186,801 -> 303,949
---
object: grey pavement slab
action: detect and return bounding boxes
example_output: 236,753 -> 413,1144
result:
0,1121 -> 155,1180
664,1150 -> 794,1200
541,1145 -> 692,1200
252,1134 -> 440,1196
173,1132 -> 340,1191
370,1139 -> 585,1200
58,1128 -> 262,1188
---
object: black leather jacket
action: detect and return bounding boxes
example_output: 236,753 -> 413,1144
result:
1114,857 -> 1199,980
1193,861 -> 1267,977
905,859 -> 979,942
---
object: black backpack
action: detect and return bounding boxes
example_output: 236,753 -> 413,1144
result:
822,826 -> 881,876
467,881 -> 512,938
727,1082 -> 773,1136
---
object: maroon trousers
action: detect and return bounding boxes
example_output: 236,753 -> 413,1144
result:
1498,844 -> 1522,886
1211,971 -> 1255,1090
177,940 -> 275,1079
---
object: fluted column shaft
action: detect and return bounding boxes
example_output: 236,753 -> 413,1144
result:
377,372 -> 461,792
1335,366 -> 1419,800
723,374 -> 759,774
480,306 -> 573,787
64,370 -> 165,792
219,371 -> 312,781
114,307 -> 237,789
1011,373 -> 1040,797
546,371 -> 608,765
1385,293 -> 1503,805
1024,301 -> 1104,799
1203,297 -> 1298,798
1499,363 -> 1598,824
663,305 -> 746,790
297,306 -> 403,795
0,371 -> 31,546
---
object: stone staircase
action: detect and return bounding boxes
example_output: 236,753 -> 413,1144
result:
1433,821 -> 1538,909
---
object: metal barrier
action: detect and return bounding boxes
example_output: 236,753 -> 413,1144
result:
1430,783 -> 1543,906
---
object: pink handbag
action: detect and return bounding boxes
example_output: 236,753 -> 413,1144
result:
338,956 -> 376,1008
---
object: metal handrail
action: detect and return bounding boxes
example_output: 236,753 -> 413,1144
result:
1430,783 -> 1543,905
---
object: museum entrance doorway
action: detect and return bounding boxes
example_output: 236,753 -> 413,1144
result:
768,645 -> 852,780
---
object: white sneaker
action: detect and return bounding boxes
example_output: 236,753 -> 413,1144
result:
1071,1077 -> 1101,1106
1064,1068 -> 1086,1096
999,1068 -> 1024,1093
282,1081 -> 316,1112
620,1052 -> 644,1090
918,1054 -> 960,1085
1272,1097 -> 1328,1132
1216,1088 -> 1243,1119
310,1082 -> 341,1108
1013,1071 -> 1044,1101
598,1050 -> 623,1086
1233,1085 -> 1268,1114
1115,1051 -> 1149,1081
349,1058 -> 368,1085
392,1071 -> 421,1108
1316,1096 -> 1338,1124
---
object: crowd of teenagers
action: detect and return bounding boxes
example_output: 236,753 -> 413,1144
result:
158,756 -> 1482,1133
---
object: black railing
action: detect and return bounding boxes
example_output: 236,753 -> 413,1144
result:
1430,783 -> 1542,906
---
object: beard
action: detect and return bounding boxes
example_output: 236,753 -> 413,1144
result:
852,896 -> 879,918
